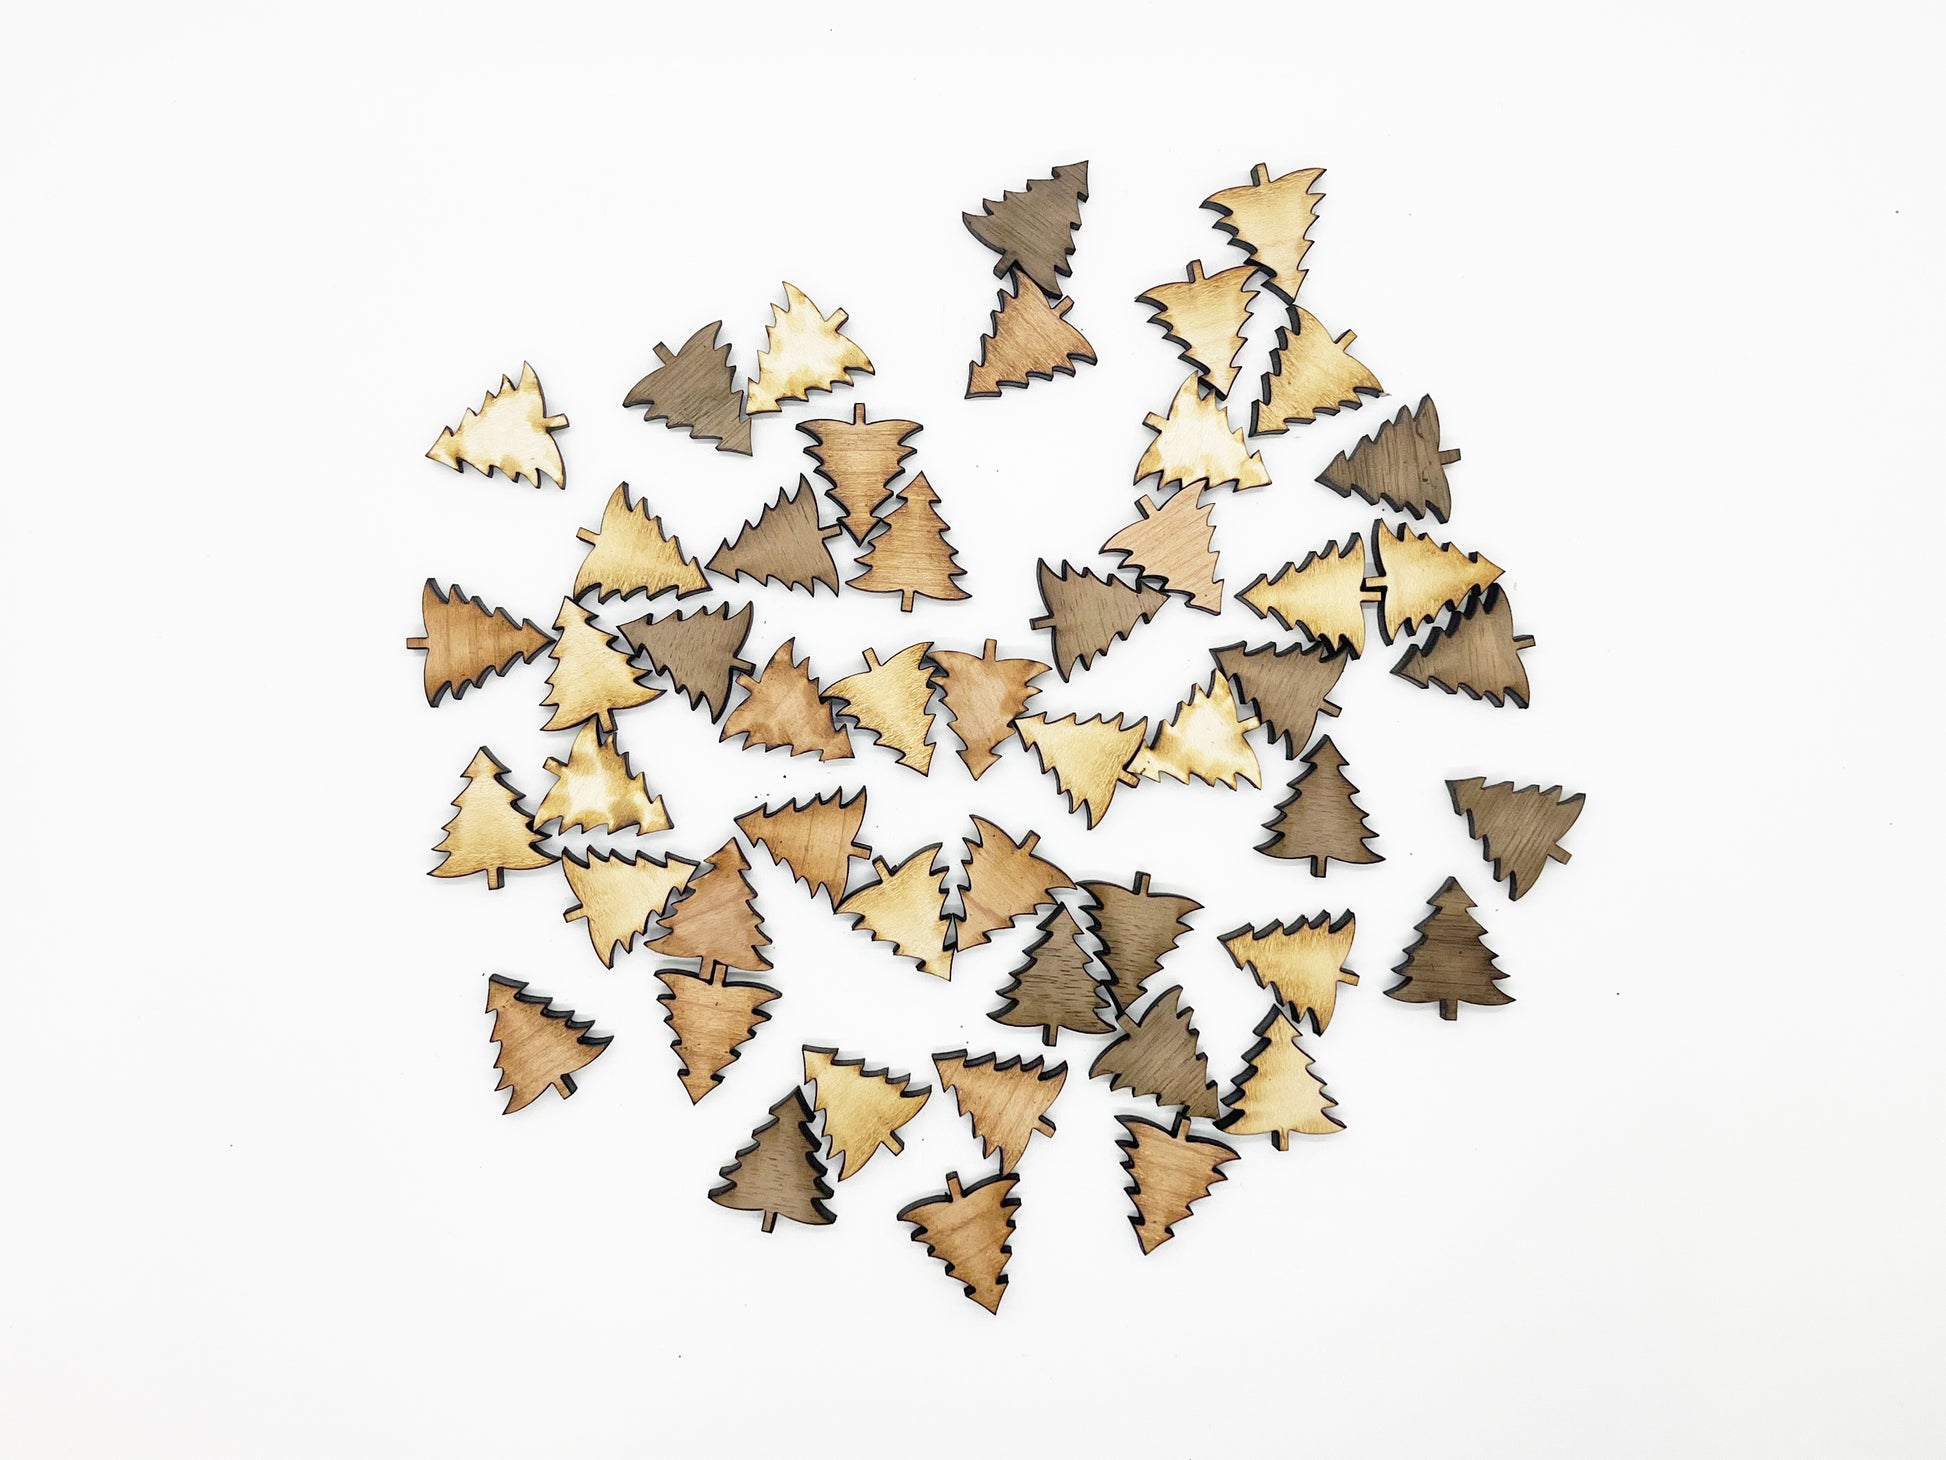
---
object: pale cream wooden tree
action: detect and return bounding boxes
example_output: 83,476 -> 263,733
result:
1241,536 -> 1379,656
826,643 -> 939,773
1127,674 -> 1263,789
534,721 -> 670,836
1134,375 -> 1270,494
430,747 -> 556,890
561,847 -> 697,968
1135,260 -> 1258,397
1203,163 -> 1326,302
1221,912 -> 1358,1034
1014,711 -> 1148,827
1252,308 -> 1382,435
572,482 -> 708,601
541,599 -> 660,733
745,282 -> 874,414
1216,1006 -> 1344,1149
802,1047 -> 931,1180
1366,523 -> 1504,644
427,362 -> 568,488
837,845 -> 955,979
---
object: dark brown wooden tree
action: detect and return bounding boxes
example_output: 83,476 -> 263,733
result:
622,320 -> 752,455
848,473 -> 970,610
705,478 -> 842,594
1030,560 -> 1169,679
1316,395 -> 1461,521
1448,777 -> 1585,900
619,602 -> 754,722
647,838 -> 771,974
798,402 -> 922,543
1118,1112 -> 1238,1255
1211,638 -> 1347,757
1077,871 -> 1202,1014
1385,878 -> 1511,1020
1089,986 -> 1219,1118
1258,735 -> 1382,876
1393,585 -> 1535,707
406,580 -> 552,706
962,161 -> 1090,297
899,1170 -> 1020,1314
990,903 -> 1112,1046
709,1088 -> 835,1232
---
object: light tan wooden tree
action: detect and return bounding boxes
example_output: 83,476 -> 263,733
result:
735,788 -> 869,907
484,975 -> 609,1114
1135,260 -> 1258,396
1240,536 -> 1378,656
933,639 -> 1050,780
720,640 -> 853,761
405,580 -> 552,706
745,282 -> 873,415
1014,711 -> 1148,827
1127,673 -> 1263,789
802,1047 -> 931,1180
430,747 -> 555,890
957,816 -> 1073,951
1100,489 -> 1223,614
541,598 -> 660,733
798,402 -> 921,543
827,643 -> 939,773
1252,307 -> 1381,435
1448,777 -> 1585,900
933,1051 -> 1066,1172
1216,1006 -> 1344,1148
847,475 -> 969,611
1366,523 -> 1504,644
1117,1112 -> 1238,1255
967,279 -> 1097,396
1134,375 -> 1271,494
647,838 -> 771,975
534,721 -> 670,836
1221,912 -> 1358,1034
837,845 -> 954,979
656,963 -> 779,1102
709,1088 -> 834,1233
1203,163 -> 1326,302
427,362 -> 568,488
561,847 -> 697,968
900,1171 -> 1020,1315
572,482 -> 708,602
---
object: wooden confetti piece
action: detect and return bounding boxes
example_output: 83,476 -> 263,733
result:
847,474 -> 971,611
932,1050 -> 1066,1173
1127,673 -> 1263,789
1392,583 -> 1535,707
405,580 -> 552,707
1258,735 -> 1382,877
1135,376 -> 1271,494
957,816 -> 1073,952
572,482 -> 708,602
932,638 -> 1051,780
1210,638 -> 1347,758
646,838 -> 771,975
1030,561 -> 1169,679
1203,163 -> 1325,303
735,788 -> 869,907
1089,986 -> 1219,1119
1251,307 -> 1381,435
561,846 -> 698,968
990,904 -> 1113,1046
1447,778 -> 1585,901
1365,522 -> 1503,645
1135,260 -> 1258,397
962,161 -> 1089,298
618,602 -> 755,724
430,747 -> 556,891
837,845 -> 955,979
1384,878 -> 1510,1020
705,477 -> 842,594
534,720 -> 670,837
485,975 -> 609,1114
967,277 -> 1097,397
798,402 -> 922,544
1076,871 -> 1201,1015
656,961 -> 779,1103
1239,536 -> 1378,656
899,1170 -> 1020,1315
1220,913 -> 1358,1035
1215,1006 -> 1344,1148
1100,488 -> 1223,614
745,282 -> 873,416
710,1088 -> 835,1233
623,321 -> 752,455
1013,711 -> 1148,828
427,362 -> 567,488
541,598 -> 661,734
720,639 -> 854,761
802,1047 -> 931,1181
1316,395 -> 1460,523
1117,1111 -> 1238,1255
827,644 -> 940,774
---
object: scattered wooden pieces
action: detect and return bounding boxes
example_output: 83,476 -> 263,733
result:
828,644 -> 940,774
1089,986 -> 1220,1119
967,278 -> 1097,397
561,846 -> 698,968
848,473 -> 971,611
1216,1006 -> 1343,1148
1203,163 -> 1325,304
1259,735 -> 1382,876
647,837 -> 772,975
1317,395 -> 1459,522
1100,489 -> 1223,615
1252,307 -> 1381,435
1366,522 -> 1504,644
735,788 -> 868,907
618,602 -> 754,724
1239,535 -> 1378,656
1211,639 -> 1347,758
1393,584 -> 1534,707
710,1088 -> 835,1233
900,1171 -> 1019,1314
1127,673 -> 1263,789
572,482 -> 708,602
1385,877 -> 1510,1020
406,580 -> 552,707
1220,913 -> 1358,1034
933,1051 -> 1066,1172
1135,376 -> 1271,494
1447,777 -> 1585,900
1076,871 -> 1201,1014
1031,561 -> 1169,679
1117,1112 -> 1238,1256
705,477 -> 842,594
485,975 -> 610,1114
430,747 -> 555,890
746,282 -> 873,416
622,321 -> 752,455
720,639 -> 854,761
541,598 -> 660,734
799,402 -> 922,544
1135,260 -> 1258,397
933,638 -> 1051,780
534,721 -> 669,837
427,362 -> 567,488
837,845 -> 955,979
803,1047 -> 931,1180
962,161 -> 1089,298
656,962 -> 779,1103
957,816 -> 1073,952
1014,711 -> 1148,827
991,904 -> 1112,1046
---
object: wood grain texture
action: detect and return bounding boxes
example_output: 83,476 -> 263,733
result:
1216,1005 -> 1344,1149
967,278 -> 1097,397
656,962 -> 779,1103
1384,877 -> 1510,1020
991,904 -> 1112,1046
430,747 -> 555,891
837,845 -> 955,980
1076,870 -> 1202,1014
933,1050 -> 1066,1172
847,473 -> 970,611
709,1088 -> 835,1233
572,482 -> 708,602
622,321 -> 752,455
1392,583 -> 1534,707
735,788 -> 869,907
427,362 -> 567,488
933,638 -> 1050,780
1135,260 -> 1258,397
720,639 -> 854,761
1251,307 -> 1381,435
962,161 -> 1089,298
1100,488 -> 1223,614
485,975 -> 609,1114
1258,735 -> 1383,876
1447,777 -> 1585,901
1239,535 -> 1378,656
1203,163 -> 1325,304
1211,638 -> 1347,758
1117,1111 -> 1238,1256
1127,673 -> 1263,789
1030,561 -> 1170,679
561,846 -> 698,968
705,477 -> 842,594
1014,711 -> 1148,828
827,644 -> 939,774
899,1170 -> 1019,1315
745,282 -> 873,415
957,816 -> 1073,952
802,1046 -> 931,1181
1316,395 -> 1460,523
1220,912 -> 1358,1035
1135,375 -> 1271,494
618,602 -> 754,723
1089,985 -> 1219,1119
406,580 -> 552,707
646,837 -> 771,975
535,721 -> 670,837
798,402 -> 922,544
541,598 -> 660,733
1366,522 -> 1504,644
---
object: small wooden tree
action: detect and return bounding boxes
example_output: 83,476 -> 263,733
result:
957,816 -> 1073,951
430,747 -> 555,890
900,1171 -> 1020,1314
1317,395 -> 1461,522
991,904 -> 1112,1045
933,638 -> 1051,780
405,580 -> 552,706
1385,878 -> 1511,1020
837,845 -> 954,979
1077,871 -> 1201,1014
1203,163 -> 1326,303
1100,489 -> 1223,614
709,1088 -> 835,1233
1221,912 -> 1358,1034
541,598 -> 660,733
720,640 -> 853,761
933,1050 -> 1067,1172
1089,986 -> 1220,1119
1117,1112 -> 1238,1255
1366,522 -> 1504,644
1014,711 -> 1148,827
827,643 -> 940,773
647,838 -> 771,975
656,963 -> 779,1103
798,402 -> 921,543
735,788 -> 869,907
847,474 -> 969,611
1258,736 -> 1382,876
802,1047 -> 931,1180
427,362 -> 568,488
1134,375 -> 1270,494
962,160 -> 1090,296
745,282 -> 873,415
561,847 -> 696,968
618,602 -> 754,723
1448,777 -> 1585,900
1251,307 -> 1381,435
484,975 -> 609,1114
1127,673 -> 1263,789
705,478 -> 842,594
967,279 -> 1097,396
572,482 -> 708,601
1135,259 -> 1258,397
1211,638 -> 1347,757
534,720 -> 669,837
1392,584 -> 1535,708
1240,536 -> 1378,656
622,320 -> 752,455
1030,561 -> 1170,679
1216,1006 -> 1344,1148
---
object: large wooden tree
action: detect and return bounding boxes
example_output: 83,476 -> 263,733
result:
990,904 -> 1112,1045
1258,736 -> 1382,876
1385,878 -> 1511,1021
709,1088 -> 835,1233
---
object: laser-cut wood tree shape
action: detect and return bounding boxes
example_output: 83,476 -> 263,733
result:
1135,375 -> 1271,494
1014,711 -> 1148,827
541,598 -> 660,733
798,402 -> 922,543
1031,561 -> 1169,679
1366,523 -> 1504,644
900,1171 -> 1019,1315
745,282 -> 873,415
991,904 -> 1112,1046
735,788 -> 869,907
967,279 -> 1098,397
406,580 -> 552,706
1211,639 -> 1347,757
705,478 -> 842,594
933,638 -> 1051,780
827,643 -> 939,773
957,816 -> 1073,951
1259,736 -> 1382,876
647,837 -> 771,975
1203,163 -> 1325,303
848,474 -> 970,611
720,640 -> 853,761
623,321 -> 752,455
1317,396 -> 1460,522
709,1088 -> 835,1233
1385,878 -> 1510,1020
1392,584 -> 1535,707
1118,1112 -> 1238,1255
430,748 -> 555,890
485,975 -> 609,1114
1101,489 -> 1223,614
1240,536 -> 1377,656
1216,1006 -> 1344,1148
933,1051 -> 1066,1172
1090,986 -> 1220,1118
1252,307 -> 1381,435
619,602 -> 754,723
1221,912 -> 1358,1034
561,847 -> 697,968
534,721 -> 670,837
837,845 -> 955,979
1127,673 -> 1263,789
656,961 -> 779,1103
427,362 -> 567,488
1078,871 -> 1201,1015
572,482 -> 708,602
803,1047 -> 931,1180
1448,777 -> 1585,900
962,160 -> 1089,297
1135,260 -> 1258,397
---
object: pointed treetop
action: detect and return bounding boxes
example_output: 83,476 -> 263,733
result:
623,321 -> 752,454
1203,163 -> 1326,303
968,278 -> 1098,397
646,836 -> 771,975
1252,307 -> 1382,436
957,816 -> 1074,952
1014,711 -> 1148,828
1258,735 -> 1383,877
705,477 -> 842,594
827,644 -> 940,774
1317,395 -> 1460,523
735,787 -> 869,907
798,401 -> 923,543
837,844 -> 955,979
1135,259 -> 1259,397
541,598 -> 661,734
803,1046 -> 931,1181
1135,375 -> 1271,494
745,282 -> 873,415
1216,1005 -> 1344,1149
1077,870 -> 1201,1014
848,472 -> 971,612
933,1050 -> 1067,1172
573,482 -> 709,602
1240,535 -> 1379,656
619,601 -> 755,723
720,639 -> 854,761
962,160 -> 1090,297
561,846 -> 697,968
484,975 -> 609,1115
656,962 -> 779,1103
933,638 -> 1051,780
1211,638 -> 1347,758
1447,778 -> 1585,900
1221,912 -> 1358,1035
1393,583 -> 1535,707
1366,522 -> 1504,644
991,903 -> 1113,1046
430,746 -> 555,891
900,1170 -> 1021,1315
406,579 -> 552,707
1127,672 -> 1263,789
1385,877 -> 1511,1021
427,362 -> 568,488
1100,487 -> 1223,614
1089,985 -> 1220,1119
1030,560 -> 1170,679
535,719 -> 670,837
709,1087 -> 835,1233
1117,1111 -> 1239,1255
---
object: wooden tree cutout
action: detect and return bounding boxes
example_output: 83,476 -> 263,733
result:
1259,735 -> 1382,876
957,816 -> 1073,952
541,598 -> 660,733
802,1047 -> 931,1180
1117,1112 -> 1238,1255
1127,673 -> 1263,790
534,721 -> 669,837
735,788 -> 869,907
1221,913 -> 1358,1034
848,473 -> 970,610
485,975 -> 609,1114
1393,584 -> 1535,707
1100,489 -> 1223,615
1385,878 -> 1510,1020
1317,396 -> 1460,523
1252,308 -> 1382,435
622,321 -> 752,455
991,904 -> 1112,1046
1203,163 -> 1325,302
561,846 -> 698,968
1014,711 -> 1148,827
799,402 -> 922,543
962,160 -> 1089,297
1211,638 -> 1347,758
406,580 -> 552,706
933,638 -> 1050,780
932,1050 -> 1066,1173
705,478 -> 842,594
1076,871 -> 1201,1014
1031,561 -> 1169,679
745,282 -> 873,415
827,644 -> 940,774
572,482 -> 708,603
1448,777 -> 1586,901
656,962 -> 779,1103
1216,1006 -> 1344,1148
430,747 -> 555,890
619,602 -> 754,723
1089,986 -> 1219,1119
709,1088 -> 835,1233
1366,522 -> 1505,645
967,279 -> 1097,397
1135,375 -> 1271,494
427,362 -> 567,488
1135,260 -> 1258,397
1240,536 -> 1378,656
720,639 -> 853,761
900,1171 -> 1019,1315
647,837 -> 771,975
837,845 -> 954,979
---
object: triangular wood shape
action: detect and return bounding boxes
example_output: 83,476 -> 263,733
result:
735,788 -> 869,908
848,473 -> 971,611
705,478 -> 842,594
622,321 -> 752,455
1259,735 -> 1383,876
1385,877 -> 1510,1020
1135,375 -> 1271,494
1221,913 -> 1358,1035
573,482 -> 709,603
933,1050 -> 1066,1172
430,747 -> 556,891
646,837 -> 771,975
618,602 -> 754,723
541,598 -> 660,733
798,402 -> 922,544
656,962 -> 779,1103
1076,871 -> 1201,1014
1127,673 -> 1263,789
802,1046 -> 931,1181
1252,307 -> 1382,435
1030,561 -> 1170,679
534,720 -> 671,836
1203,162 -> 1326,303
1393,583 -> 1535,707
1240,535 -> 1378,656
932,638 -> 1050,780
709,1088 -> 835,1233
406,579 -> 552,706
991,904 -> 1112,1046
1366,522 -> 1505,645
720,639 -> 853,761
746,282 -> 873,415
827,644 -> 940,774
1117,1111 -> 1238,1255
1216,1005 -> 1344,1148
899,1170 -> 1020,1315
1089,986 -> 1220,1119
957,816 -> 1073,952
967,277 -> 1097,397
1100,488 -> 1223,614
427,362 -> 567,488
1211,638 -> 1347,758
561,846 -> 698,968
485,975 -> 609,1114
1135,260 -> 1258,397
1448,777 -> 1585,901
1317,396 -> 1460,523
837,845 -> 955,979
1014,711 -> 1148,828
962,160 -> 1089,298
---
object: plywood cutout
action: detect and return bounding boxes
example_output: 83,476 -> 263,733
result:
1135,375 -> 1271,494
427,362 -> 567,488
720,639 -> 854,761
827,643 -> 940,774
1014,711 -> 1148,828
900,1171 -> 1019,1315
745,282 -> 873,415
705,478 -> 841,594
798,402 -> 922,544
1240,535 -> 1378,656
619,602 -> 754,723
485,975 -> 609,1115
933,638 -> 1051,780
802,1047 -> 931,1180
1393,583 -> 1534,707
1211,638 -> 1347,758
534,720 -> 670,837
1220,913 -> 1358,1035
646,837 -> 771,975
1385,877 -> 1510,1020
735,788 -> 869,907
962,160 -> 1089,298
1366,522 -> 1504,644
1448,777 -> 1586,901
967,279 -> 1097,397
1259,735 -> 1382,876
561,846 -> 698,968
933,1051 -> 1066,1172
709,1088 -> 835,1233
1118,1112 -> 1238,1256
1077,871 -> 1201,1014
1100,488 -> 1223,614
1089,986 -> 1219,1119
573,482 -> 708,602
957,816 -> 1073,951
1216,1006 -> 1344,1149
991,904 -> 1112,1046
430,747 -> 555,891
847,473 -> 970,611
1252,307 -> 1382,436
622,321 -> 752,455
1135,260 -> 1258,397
1127,673 -> 1263,789
656,962 -> 779,1103
837,845 -> 954,979
1031,561 -> 1170,679
406,579 -> 552,706
1317,395 -> 1460,523
541,598 -> 660,734
1203,163 -> 1325,303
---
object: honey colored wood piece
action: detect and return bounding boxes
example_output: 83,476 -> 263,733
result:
1259,736 -> 1382,876
430,747 -> 555,890
1135,260 -> 1258,397
1385,878 -> 1509,1020
535,721 -> 670,837
962,161 -> 1089,298
1366,522 -> 1504,645
1135,376 -> 1271,494
1077,871 -> 1201,1014
656,962 -> 779,1103
1448,778 -> 1586,901
1211,639 -> 1347,758
1240,535 -> 1378,656
1392,584 -> 1535,707
848,473 -> 971,611
647,838 -> 771,975
1127,673 -> 1263,789
541,598 -> 660,733
1031,561 -> 1169,679
720,639 -> 854,761
406,580 -> 552,706
1317,396 -> 1460,523
1089,986 -> 1219,1118
992,904 -> 1112,1046
745,282 -> 874,416
957,816 -> 1073,951
803,1047 -> 931,1181
562,846 -> 698,968
900,1170 -> 1019,1315
706,478 -> 842,594
618,602 -> 754,723
1101,489 -> 1223,614
622,321 -> 752,455
1118,1111 -> 1239,1256
933,638 -> 1051,780
799,402 -> 922,544
1014,711 -> 1148,828
1220,912 -> 1357,1034
1203,163 -> 1325,304
572,482 -> 708,603
967,279 -> 1097,397
837,845 -> 954,980
1252,308 -> 1382,436
735,788 -> 869,907
933,1051 -> 1067,1172
827,644 -> 939,773
710,1088 -> 835,1233
428,362 -> 567,488
1217,1005 -> 1343,1149
485,975 -> 609,1115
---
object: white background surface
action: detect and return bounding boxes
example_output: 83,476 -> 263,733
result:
3,3 -> 1940,1455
